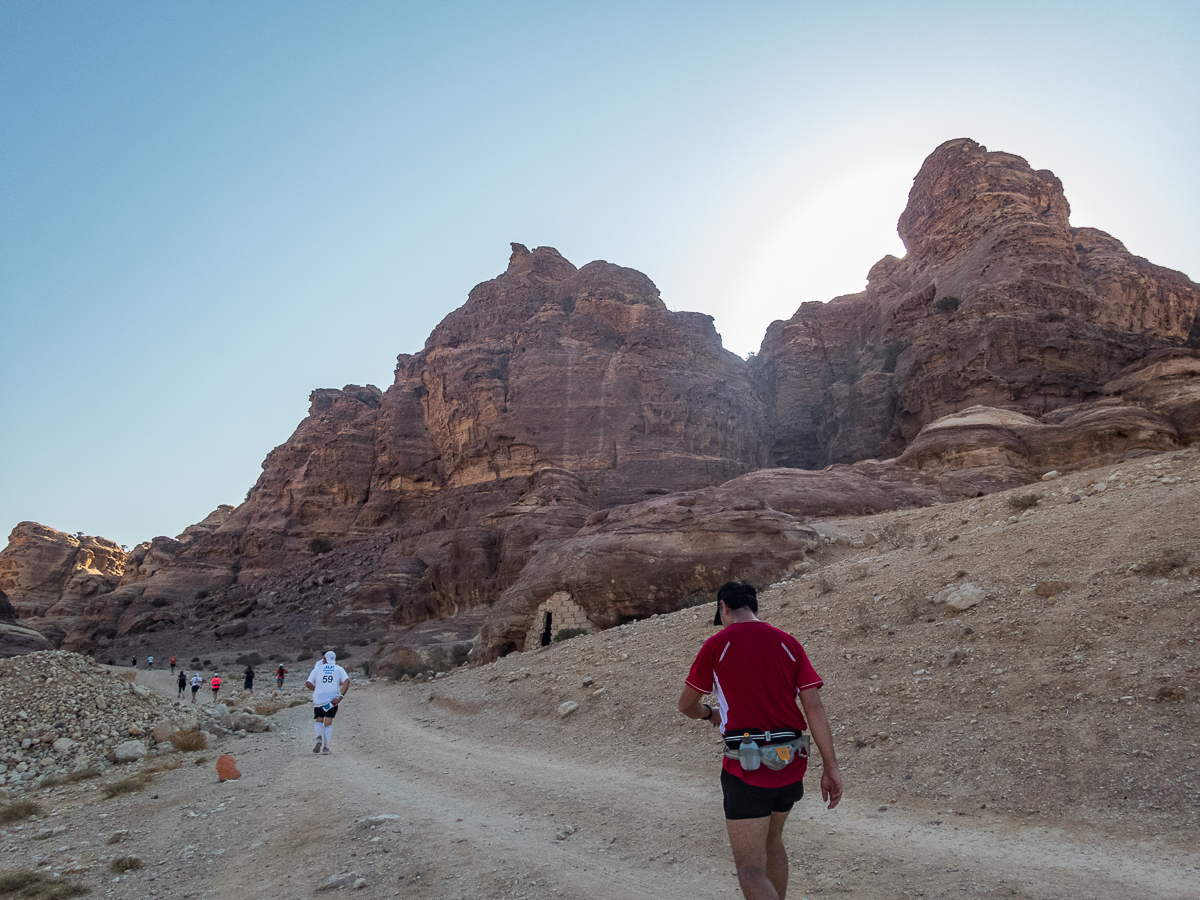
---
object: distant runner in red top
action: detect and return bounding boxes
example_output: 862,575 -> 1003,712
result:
679,581 -> 842,900
210,673 -> 222,700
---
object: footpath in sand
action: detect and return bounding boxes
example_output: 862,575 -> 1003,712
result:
2,665 -> 1197,900
2,451 -> 1199,898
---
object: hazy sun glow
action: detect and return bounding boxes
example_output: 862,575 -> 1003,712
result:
719,157 -> 917,357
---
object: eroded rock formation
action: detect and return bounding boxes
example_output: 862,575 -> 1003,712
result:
3,138 -> 1198,663
755,138 -> 1200,469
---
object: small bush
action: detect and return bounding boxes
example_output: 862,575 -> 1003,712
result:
195,590 -> 210,600
1143,548 -> 1191,576
360,662 -> 371,677
109,857 -> 143,873
296,651 -> 313,662
900,581 -> 933,622
102,774 -> 151,798
816,573 -> 836,595
0,870 -> 88,899
1007,493 -> 1041,511
235,652 -> 264,667
38,766 -> 100,789
309,537 -> 333,555
555,628 -> 588,642
151,597 -> 170,607
0,799 -> 40,824
933,295 -> 960,313
169,728 -> 208,752
190,657 -> 200,663
378,647 -> 425,680
879,522 -> 914,549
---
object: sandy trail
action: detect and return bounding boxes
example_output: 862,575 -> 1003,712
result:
123,675 -> 1194,900
13,667 -> 1194,900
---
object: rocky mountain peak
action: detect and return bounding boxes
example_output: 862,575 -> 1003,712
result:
2,138 -> 1197,665
897,138 -> 1072,269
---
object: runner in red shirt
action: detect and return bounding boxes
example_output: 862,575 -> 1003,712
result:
679,581 -> 842,900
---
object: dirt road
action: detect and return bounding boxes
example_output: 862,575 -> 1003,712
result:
16,668 -> 1191,900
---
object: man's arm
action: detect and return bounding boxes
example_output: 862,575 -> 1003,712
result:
677,685 -> 721,729
798,686 -> 842,809
333,672 -> 351,704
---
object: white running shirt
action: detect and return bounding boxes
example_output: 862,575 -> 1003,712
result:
308,661 -> 349,705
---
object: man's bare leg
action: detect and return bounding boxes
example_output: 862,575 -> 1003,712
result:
765,810 -> 791,898
727,812 -> 788,900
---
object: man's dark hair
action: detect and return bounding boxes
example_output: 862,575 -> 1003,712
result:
714,581 -> 757,625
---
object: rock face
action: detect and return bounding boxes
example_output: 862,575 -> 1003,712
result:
171,244 -> 767,636
3,139 -> 1199,663
755,138 -> 1200,469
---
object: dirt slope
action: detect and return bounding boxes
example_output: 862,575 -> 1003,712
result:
1,449 -> 1197,899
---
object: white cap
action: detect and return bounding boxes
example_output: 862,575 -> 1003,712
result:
324,651 -> 336,664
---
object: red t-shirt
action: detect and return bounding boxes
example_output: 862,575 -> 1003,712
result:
686,620 -> 823,788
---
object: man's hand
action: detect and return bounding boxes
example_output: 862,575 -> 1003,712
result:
305,681 -> 314,691
820,765 -> 843,809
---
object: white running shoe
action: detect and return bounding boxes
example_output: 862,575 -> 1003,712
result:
313,739 -> 323,753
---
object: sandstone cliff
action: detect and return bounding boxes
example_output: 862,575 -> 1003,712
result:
754,138 -> 1200,469
3,138 -> 1198,664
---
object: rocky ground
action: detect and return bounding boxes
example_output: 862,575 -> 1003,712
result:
0,449 -> 1197,899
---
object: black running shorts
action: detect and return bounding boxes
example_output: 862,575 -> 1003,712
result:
721,769 -> 804,820
313,703 -> 340,720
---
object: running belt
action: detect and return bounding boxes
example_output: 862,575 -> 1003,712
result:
723,728 -> 802,749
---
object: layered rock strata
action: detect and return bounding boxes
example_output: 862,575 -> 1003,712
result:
754,138 -> 1200,469
3,138 -> 1199,663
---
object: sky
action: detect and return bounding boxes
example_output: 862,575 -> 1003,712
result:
2,1 -> 1197,549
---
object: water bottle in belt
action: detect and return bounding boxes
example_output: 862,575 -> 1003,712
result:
737,733 -> 762,771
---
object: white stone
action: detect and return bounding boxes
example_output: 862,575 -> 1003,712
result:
113,740 -> 147,763
933,583 -> 986,614
557,701 -> 579,718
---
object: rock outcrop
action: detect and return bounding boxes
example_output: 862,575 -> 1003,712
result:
3,139 -> 1198,664
754,138 -> 1200,469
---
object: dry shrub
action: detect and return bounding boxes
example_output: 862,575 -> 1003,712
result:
0,870 -> 88,899
816,573 -> 836,595
0,800 -> 40,824
169,728 -> 207,752
109,857 -> 143,873
878,521 -> 914,549
1142,548 -> 1191,577
1006,493 -> 1041,511
102,773 -> 151,798
377,647 -> 426,680
899,581 -> 934,622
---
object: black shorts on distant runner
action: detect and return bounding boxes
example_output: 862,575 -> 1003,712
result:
720,770 -> 804,820
313,703 -> 340,720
